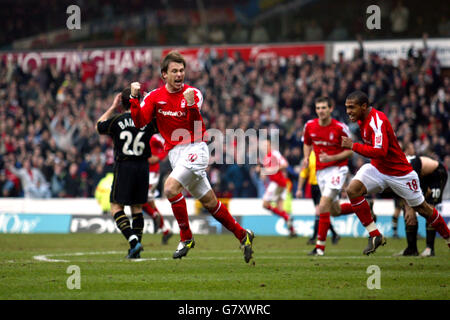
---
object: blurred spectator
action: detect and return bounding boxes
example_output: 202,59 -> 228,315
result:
230,23 -> 249,43
51,162 -> 66,197
6,158 -> 51,198
209,26 -> 226,44
250,22 -> 270,43
328,21 -> 349,41
437,16 -> 450,37
390,0 -> 409,36
304,19 -> 324,41
186,25 -> 205,45
64,162 -> 81,197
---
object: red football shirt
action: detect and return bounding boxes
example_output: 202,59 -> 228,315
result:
302,118 -> 351,171
352,107 -> 412,176
262,150 -> 288,187
130,84 -> 206,151
149,134 -> 167,173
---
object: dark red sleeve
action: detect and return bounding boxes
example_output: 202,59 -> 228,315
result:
130,94 -> 154,128
302,123 -> 312,145
352,120 -> 389,158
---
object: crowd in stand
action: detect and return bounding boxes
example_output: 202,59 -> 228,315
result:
1,41 -> 449,201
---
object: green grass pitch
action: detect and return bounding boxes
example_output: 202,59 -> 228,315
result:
0,233 -> 448,300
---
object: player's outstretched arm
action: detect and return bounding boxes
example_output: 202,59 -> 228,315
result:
96,93 -> 121,133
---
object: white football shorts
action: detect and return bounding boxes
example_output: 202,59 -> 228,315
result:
316,165 -> 349,202
168,142 -> 212,199
353,163 -> 424,207
262,181 -> 287,202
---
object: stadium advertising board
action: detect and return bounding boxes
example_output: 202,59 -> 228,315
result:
332,38 -> 450,67
1,48 -> 153,74
1,199 -> 449,236
69,215 -> 237,235
0,213 -> 71,233
161,43 -> 325,70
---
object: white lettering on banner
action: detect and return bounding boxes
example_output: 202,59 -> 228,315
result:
104,50 -> 121,74
70,218 -> 117,233
1,49 -> 153,74
119,50 -> 134,73
0,214 -> 40,233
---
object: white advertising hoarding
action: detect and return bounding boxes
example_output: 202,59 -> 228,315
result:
332,38 -> 450,67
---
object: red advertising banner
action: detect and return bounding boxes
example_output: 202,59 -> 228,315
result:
1,43 -> 324,75
163,43 -> 325,60
1,48 -> 153,74
162,43 -> 325,71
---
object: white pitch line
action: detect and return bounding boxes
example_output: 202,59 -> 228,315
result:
31,250 -> 409,263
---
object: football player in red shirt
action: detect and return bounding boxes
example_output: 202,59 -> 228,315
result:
260,139 -> 296,237
129,51 -> 254,263
342,90 -> 450,254
301,97 -> 354,256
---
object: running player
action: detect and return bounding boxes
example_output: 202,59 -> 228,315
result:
260,139 -> 296,237
129,51 -> 254,263
296,150 -> 340,245
301,97 -> 354,256
342,90 -> 450,255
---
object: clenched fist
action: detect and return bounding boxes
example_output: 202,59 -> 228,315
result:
131,82 -> 141,98
341,136 -> 354,149
183,88 -> 196,106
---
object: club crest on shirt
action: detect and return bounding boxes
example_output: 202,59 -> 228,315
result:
329,132 -> 334,141
181,99 -> 186,108
187,153 -> 198,162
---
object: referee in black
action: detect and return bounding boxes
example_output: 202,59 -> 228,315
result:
97,88 -> 156,259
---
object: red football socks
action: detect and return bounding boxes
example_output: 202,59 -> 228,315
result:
209,201 -> 246,241
267,205 -> 290,221
339,203 -> 354,215
168,193 -> 192,241
350,196 -> 381,237
142,202 -> 157,218
315,212 -> 330,251
428,207 -> 450,240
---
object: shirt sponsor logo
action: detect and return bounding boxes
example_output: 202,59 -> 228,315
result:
158,109 -> 186,117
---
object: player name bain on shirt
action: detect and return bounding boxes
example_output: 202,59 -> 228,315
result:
118,118 -> 147,130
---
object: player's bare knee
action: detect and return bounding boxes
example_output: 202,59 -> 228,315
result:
199,190 -> 217,211
262,201 -> 270,209
164,177 -> 182,199
345,185 -> 360,199
412,201 -> 432,219
318,196 -> 332,214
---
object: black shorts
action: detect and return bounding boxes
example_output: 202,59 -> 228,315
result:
110,159 -> 149,206
311,184 -> 321,206
422,163 -> 448,205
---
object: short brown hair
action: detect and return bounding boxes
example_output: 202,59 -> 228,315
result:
161,51 -> 186,74
315,96 -> 333,108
